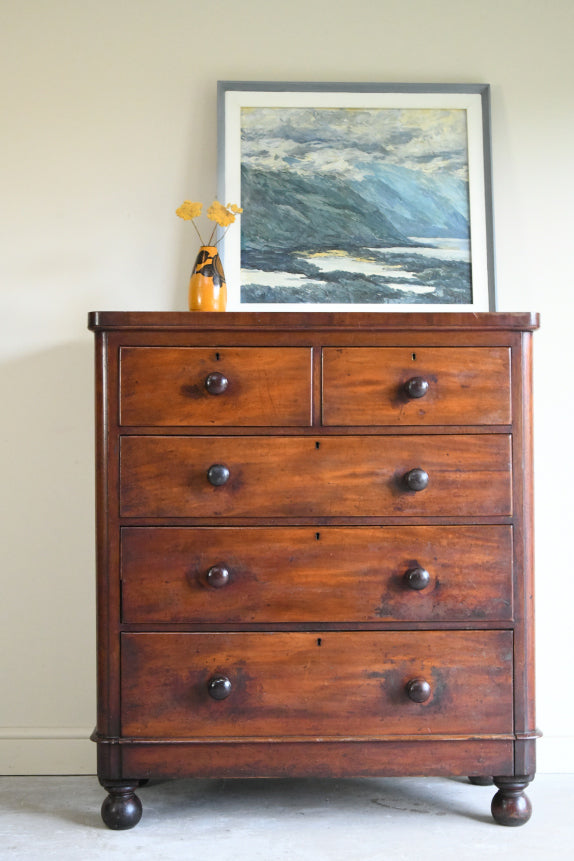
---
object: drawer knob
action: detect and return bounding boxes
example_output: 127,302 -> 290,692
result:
404,376 -> 429,399
207,464 -> 230,486
206,565 -> 230,588
207,676 -> 232,700
404,567 -> 430,590
403,468 -> 429,492
406,678 -> 432,703
205,372 -> 229,395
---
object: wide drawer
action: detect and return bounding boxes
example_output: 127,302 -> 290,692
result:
322,347 -> 511,426
119,434 -> 512,518
119,347 -> 312,426
120,631 -> 514,738
121,526 -> 513,623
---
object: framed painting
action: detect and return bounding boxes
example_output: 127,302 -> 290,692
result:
217,82 -> 495,311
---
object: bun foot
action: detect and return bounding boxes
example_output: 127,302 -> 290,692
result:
491,776 -> 532,826
468,776 -> 494,786
100,782 -> 143,830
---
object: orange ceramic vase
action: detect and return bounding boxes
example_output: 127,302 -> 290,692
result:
188,245 -> 227,311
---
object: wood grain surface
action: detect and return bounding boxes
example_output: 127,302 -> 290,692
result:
322,347 -> 511,425
121,525 -> 513,624
121,630 -> 514,738
120,347 -> 312,426
119,434 -> 512,518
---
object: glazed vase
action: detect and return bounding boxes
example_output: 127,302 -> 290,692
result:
188,245 -> 227,311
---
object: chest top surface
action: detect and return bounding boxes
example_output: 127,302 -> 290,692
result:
88,310 -> 540,333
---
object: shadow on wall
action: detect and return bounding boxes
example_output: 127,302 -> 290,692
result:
0,340 -> 96,725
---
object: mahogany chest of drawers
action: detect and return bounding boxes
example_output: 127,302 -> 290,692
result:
88,311 -> 539,829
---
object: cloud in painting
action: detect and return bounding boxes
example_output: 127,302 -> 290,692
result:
241,107 -> 470,181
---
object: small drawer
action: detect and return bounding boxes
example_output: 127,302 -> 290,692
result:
322,347 -> 511,426
119,434 -> 512,518
121,631 -> 514,738
119,347 -> 312,426
121,525 -> 513,624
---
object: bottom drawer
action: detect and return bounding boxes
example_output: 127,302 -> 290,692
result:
121,631 -> 513,739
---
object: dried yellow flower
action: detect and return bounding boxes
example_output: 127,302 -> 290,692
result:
176,197 -> 241,245
176,200 -> 203,220
207,200 -> 238,228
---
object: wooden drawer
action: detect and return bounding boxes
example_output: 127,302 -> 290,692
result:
120,434 -> 512,518
121,631 -> 514,738
121,526 -> 513,624
322,347 -> 511,426
119,347 -> 312,426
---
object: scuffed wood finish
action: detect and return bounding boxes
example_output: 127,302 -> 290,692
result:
121,739 -> 514,780
88,310 -> 540,332
120,347 -> 312,427
322,347 -> 511,426
121,525 -> 513,624
120,434 -> 512,518
120,631 -> 514,738
89,311 -> 538,828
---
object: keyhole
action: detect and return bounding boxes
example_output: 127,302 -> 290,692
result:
317,638 -> 322,647
215,352 -> 221,361
315,441 -> 320,449
315,532 -> 321,540
412,352 -> 416,361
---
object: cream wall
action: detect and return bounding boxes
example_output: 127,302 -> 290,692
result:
1,0 -> 572,774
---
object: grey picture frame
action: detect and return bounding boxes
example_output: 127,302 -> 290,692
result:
218,81 -> 496,311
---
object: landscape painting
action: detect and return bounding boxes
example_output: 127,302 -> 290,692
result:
219,84 -> 494,310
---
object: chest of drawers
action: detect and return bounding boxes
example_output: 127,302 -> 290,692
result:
88,311 -> 539,829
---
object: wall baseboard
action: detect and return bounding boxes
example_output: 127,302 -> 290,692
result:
0,730 -> 571,775
535,735 -> 574,774
0,729 -> 96,775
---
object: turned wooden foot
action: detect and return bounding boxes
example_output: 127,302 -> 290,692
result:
100,781 -> 143,830
468,776 -> 494,786
491,776 -> 533,826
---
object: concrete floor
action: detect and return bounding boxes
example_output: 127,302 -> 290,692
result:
0,774 -> 570,859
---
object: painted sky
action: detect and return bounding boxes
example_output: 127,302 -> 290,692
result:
240,107 -> 470,184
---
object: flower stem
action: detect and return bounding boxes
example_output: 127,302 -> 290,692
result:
214,226 -> 231,246
191,220 -> 205,245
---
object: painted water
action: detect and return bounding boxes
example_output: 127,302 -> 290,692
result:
241,238 -> 472,305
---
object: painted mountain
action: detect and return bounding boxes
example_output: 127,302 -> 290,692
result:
239,105 -> 473,305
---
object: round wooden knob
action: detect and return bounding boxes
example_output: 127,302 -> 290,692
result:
404,376 -> 429,399
208,676 -> 232,700
206,565 -> 230,588
205,372 -> 229,395
406,678 -> 432,703
207,464 -> 230,486
403,468 -> 429,492
404,567 -> 430,590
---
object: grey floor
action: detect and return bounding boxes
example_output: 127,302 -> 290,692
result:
0,774 -> 570,859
